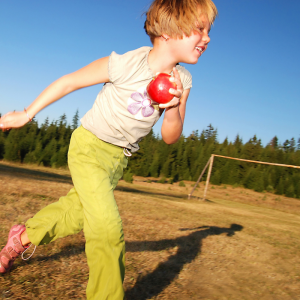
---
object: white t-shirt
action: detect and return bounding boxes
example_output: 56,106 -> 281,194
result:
81,46 -> 192,152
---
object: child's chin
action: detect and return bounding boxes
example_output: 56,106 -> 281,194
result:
186,58 -> 199,65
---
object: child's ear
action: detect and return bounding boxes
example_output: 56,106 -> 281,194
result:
161,34 -> 171,41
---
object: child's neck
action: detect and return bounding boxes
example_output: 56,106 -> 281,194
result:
148,42 -> 178,75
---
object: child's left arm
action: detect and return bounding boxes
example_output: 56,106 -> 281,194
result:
159,67 -> 190,144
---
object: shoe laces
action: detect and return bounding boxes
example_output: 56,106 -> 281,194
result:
21,244 -> 37,261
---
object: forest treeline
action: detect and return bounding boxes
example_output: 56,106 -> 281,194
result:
0,112 -> 300,199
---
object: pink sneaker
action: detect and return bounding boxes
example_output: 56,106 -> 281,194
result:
0,224 -> 34,273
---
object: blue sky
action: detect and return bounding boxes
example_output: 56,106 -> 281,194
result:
1,0 -> 299,145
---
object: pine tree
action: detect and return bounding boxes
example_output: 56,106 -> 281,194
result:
289,138 -> 296,152
283,140 -> 290,152
4,130 -> 21,162
0,130 -> 5,159
24,140 -> 43,164
161,158 -> 172,178
40,138 -> 58,166
243,168 -> 256,190
292,174 -> 300,198
123,169 -> 133,183
233,134 -> 243,154
149,154 -> 160,177
222,137 -> 228,148
254,170 -> 264,192
285,184 -> 295,198
42,117 -> 49,129
269,136 -> 278,149
211,169 -> 221,185
204,124 -> 217,142
276,177 -> 284,195
72,110 -> 80,131
53,145 -> 68,168
1,117 -> 300,198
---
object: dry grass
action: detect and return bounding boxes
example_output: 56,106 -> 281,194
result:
0,161 -> 300,299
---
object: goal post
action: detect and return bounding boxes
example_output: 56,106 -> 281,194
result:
188,154 -> 300,201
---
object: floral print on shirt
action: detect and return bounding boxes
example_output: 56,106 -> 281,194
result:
127,89 -> 155,118
127,88 -> 159,120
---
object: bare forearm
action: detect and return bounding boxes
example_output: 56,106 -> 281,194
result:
161,89 -> 190,144
27,75 -> 75,118
27,57 -> 110,118
161,106 -> 183,144
0,75 -> 75,131
0,57 -> 109,131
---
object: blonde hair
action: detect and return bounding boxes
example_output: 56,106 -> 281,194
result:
144,0 -> 218,44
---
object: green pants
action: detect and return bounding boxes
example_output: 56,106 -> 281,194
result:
26,126 -> 128,300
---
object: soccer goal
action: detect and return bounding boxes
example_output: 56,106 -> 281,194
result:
188,154 -> 300,200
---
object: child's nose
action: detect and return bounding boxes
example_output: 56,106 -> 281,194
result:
203,34 -> 210,44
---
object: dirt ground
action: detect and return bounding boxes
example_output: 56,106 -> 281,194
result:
0,161 -> 300,299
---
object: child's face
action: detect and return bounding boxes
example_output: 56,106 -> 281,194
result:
169,14 -> 211,65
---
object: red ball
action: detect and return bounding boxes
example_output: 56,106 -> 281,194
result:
147,73 -> 177,104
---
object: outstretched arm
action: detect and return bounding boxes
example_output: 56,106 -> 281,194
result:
160,67 -> 190,144
0,57 -> 110,131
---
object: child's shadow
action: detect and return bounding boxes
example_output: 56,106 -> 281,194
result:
125,224 -> 243,300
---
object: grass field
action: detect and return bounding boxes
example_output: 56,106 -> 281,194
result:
0,161 -> 300,299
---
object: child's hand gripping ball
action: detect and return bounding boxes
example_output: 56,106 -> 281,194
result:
147,73 -> 177,104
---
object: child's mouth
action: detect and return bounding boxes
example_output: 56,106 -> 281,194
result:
195,46 -> 204,54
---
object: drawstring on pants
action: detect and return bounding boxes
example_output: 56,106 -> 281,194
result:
123,148 -> 132,157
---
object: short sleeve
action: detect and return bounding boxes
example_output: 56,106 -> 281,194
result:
108,51 -> 122,84
176,65 -> 192,91
108,47 -> 151,85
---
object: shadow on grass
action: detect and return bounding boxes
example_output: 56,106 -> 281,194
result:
0,163 -> 187,200
0,163 -> 72,184
115,185 -> 187,200
125,224 -> 243,300
18,224 -> 243,299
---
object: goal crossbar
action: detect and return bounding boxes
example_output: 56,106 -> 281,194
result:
213,154 -> 300,169
188,154 -> 300,200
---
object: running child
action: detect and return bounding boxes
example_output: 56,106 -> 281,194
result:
0,0 -> 218,299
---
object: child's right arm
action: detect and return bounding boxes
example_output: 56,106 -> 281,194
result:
0,57 -> 110,131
